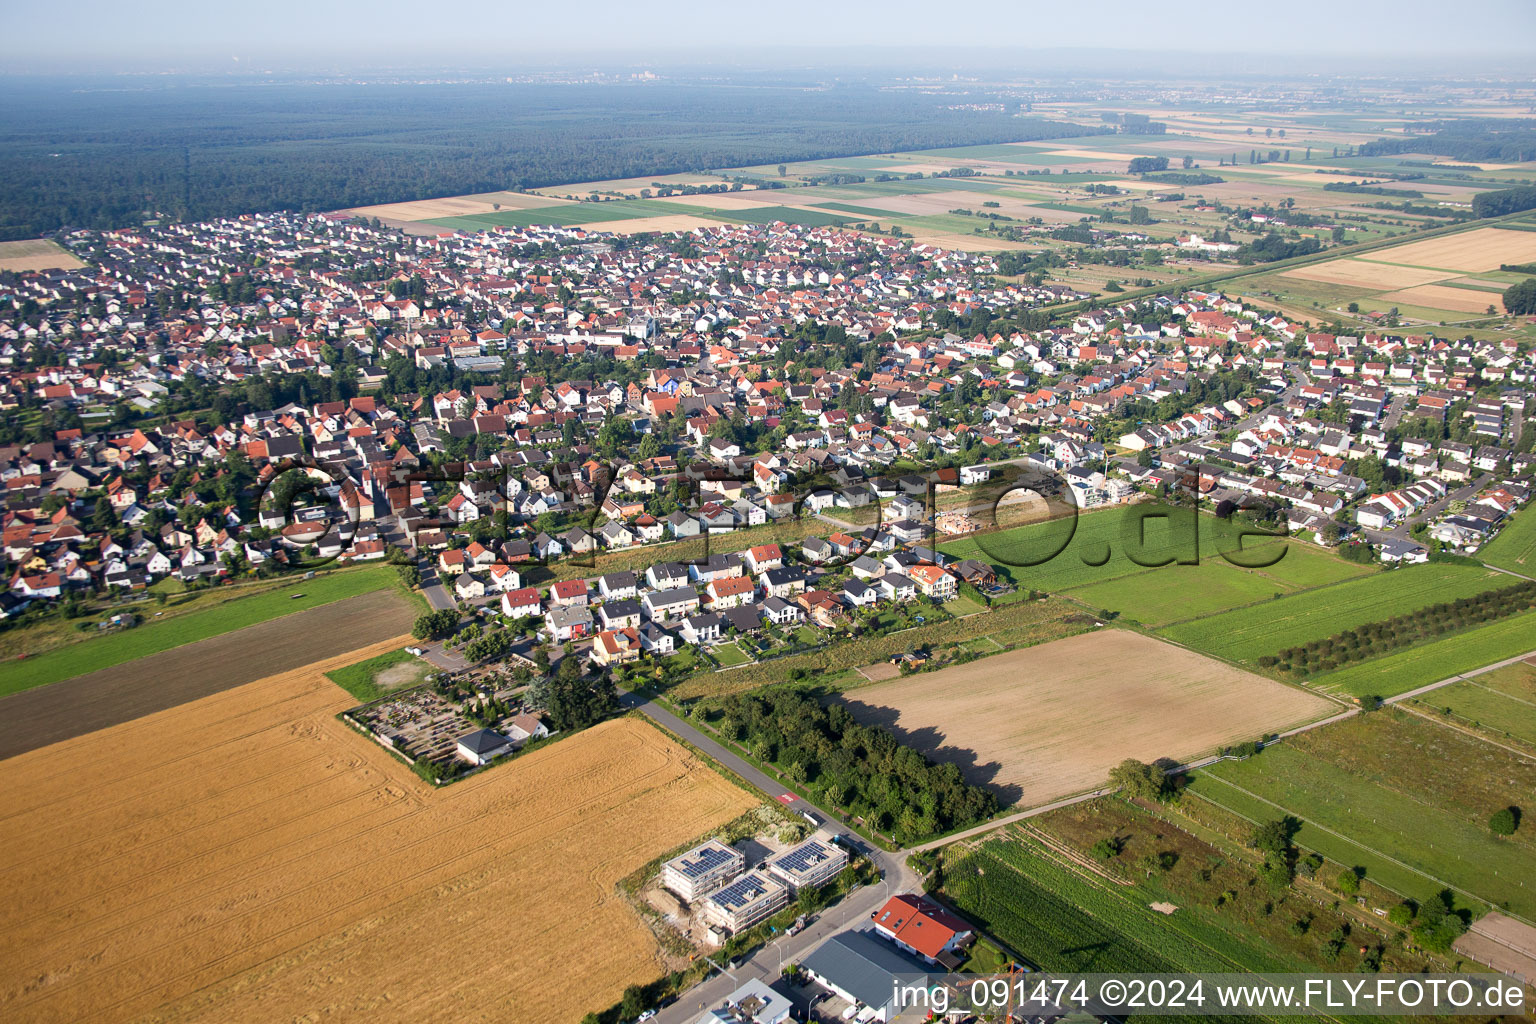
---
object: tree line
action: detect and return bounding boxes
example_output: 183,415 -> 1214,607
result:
1257,581 -> 1536,676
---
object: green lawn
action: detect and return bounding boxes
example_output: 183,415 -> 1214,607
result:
1187,712 -> 1536,917
1159,563 -> 1513,664
0,566 -> 412,697
325,647 -> 429,703
1481,507 -> 1536,575
945,593 -> 986,617
1311,608 -> 1536,697
712,642 -> 752,667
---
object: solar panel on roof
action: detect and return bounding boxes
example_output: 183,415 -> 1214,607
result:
774,840 -> 832,873
710,874 -> 776,908
676,844 -> 737,879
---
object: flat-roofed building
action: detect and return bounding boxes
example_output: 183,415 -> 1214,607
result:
766,836 -> 848,893
701,870 -> 790,934
697,978 -> 793,1024
661,839 -> 745,902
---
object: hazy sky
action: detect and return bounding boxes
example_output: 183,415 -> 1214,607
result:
7,0 -> 1536,71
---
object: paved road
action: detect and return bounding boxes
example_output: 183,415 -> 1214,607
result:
615,688 -> 915,1024
1360,473 -> 1492,545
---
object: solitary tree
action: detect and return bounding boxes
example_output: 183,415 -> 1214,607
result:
1489,806 -> 1519,836
1109,758 -> 1164,801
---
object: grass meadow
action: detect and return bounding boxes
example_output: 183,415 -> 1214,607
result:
1186,710 -> 1536,918
1309,608 -> 1536,697
1158,563 -> 1514,664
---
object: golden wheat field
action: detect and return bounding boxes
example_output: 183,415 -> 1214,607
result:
0,639 -> 753,1024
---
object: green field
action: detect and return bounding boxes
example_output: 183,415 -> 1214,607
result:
718,205 -> 855,228
942,805 -> 1400,984
944,838 -> 1261,976
1159,563 -> 1513,664
1481,508 -> 1536,575
939,504 -> 1288,593
0,566 -> 411,697
325,647 -> 429,703
940,504 -> 1371,627
1429,673 -> 1536,747
1187,711 -> 1536,918
428,197 -> 699,230
1310,608 -> 1536,697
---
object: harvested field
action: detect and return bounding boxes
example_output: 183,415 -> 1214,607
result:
838,630 -> 1332,807
1280,258 -> 1449,289
1044,148 -> 1142,161
0,588 -> 417,759
0,238 -> 84,272
1360,226 -> 1536,273
0,656 -> 753,1024
652,193 -> 785,210
347,191 -> 566,222
1378,283 -> 1503,314
576,213 -> 726,234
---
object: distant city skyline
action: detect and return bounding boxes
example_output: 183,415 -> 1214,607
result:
6,0 -> 1536,73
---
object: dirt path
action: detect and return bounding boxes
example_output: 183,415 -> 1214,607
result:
0,589 -> 417,760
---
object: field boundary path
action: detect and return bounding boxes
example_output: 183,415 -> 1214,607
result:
1384,647 -> 1536,705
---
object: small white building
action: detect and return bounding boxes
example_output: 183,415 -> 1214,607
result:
455,728 -> 514,766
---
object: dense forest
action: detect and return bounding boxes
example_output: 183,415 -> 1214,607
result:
1472,185 -> 1536,218
0,78 -> 1095,240
1358,119 -> 1536,163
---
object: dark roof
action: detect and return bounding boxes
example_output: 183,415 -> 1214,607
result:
722,606 -> 762,633
457,728 -> 511,755
802,930 -> 931,1011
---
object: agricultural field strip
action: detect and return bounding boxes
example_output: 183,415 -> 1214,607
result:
1187,773 -> 1462,900
1159,565 -> 1513,661
1310,611 -> 1536,697
11,751 -> 670,1012
958,835 -> 1299,980
1464,677 -> 1536,709
0,567 -> 406,696
1191,740 -> 1536,919
0,706 -> 748,1023
1004,836 -> 1255,971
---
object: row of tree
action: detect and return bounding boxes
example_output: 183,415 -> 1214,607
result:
1257,582 -> 1536,675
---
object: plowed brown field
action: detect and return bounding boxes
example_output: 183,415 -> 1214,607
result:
0,638 -> 753,1024
840,630 -> 1333,807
